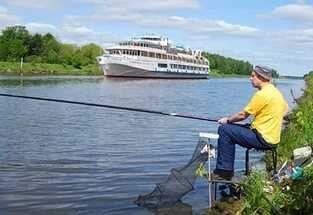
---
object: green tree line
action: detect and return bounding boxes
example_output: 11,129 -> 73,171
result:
0,25 -> 103,69
203,52 -> 279,77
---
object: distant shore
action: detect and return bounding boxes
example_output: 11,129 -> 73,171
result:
0,62 -> 304,80
0,62 -> 102,76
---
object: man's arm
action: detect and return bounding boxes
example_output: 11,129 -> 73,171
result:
218,111 -> 250,124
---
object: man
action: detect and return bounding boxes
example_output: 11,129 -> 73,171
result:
213,65 -> 288,180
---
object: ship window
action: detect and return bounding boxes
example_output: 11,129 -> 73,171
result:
142,51 -> 148,57
158,63 -> 168,68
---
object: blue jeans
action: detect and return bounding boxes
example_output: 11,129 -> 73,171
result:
216,124 -> 275,172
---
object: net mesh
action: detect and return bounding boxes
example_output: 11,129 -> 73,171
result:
135,140 -> 208,208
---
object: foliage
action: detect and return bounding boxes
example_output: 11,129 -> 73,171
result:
195,163 -> 208,177
202,52 -> 253,76
0,25 -> 104,71
278,72 -> 313,160
274,71 -> 313,214
0,61 -> 102,75
280,166 -> 313,214
0,25 -> 30,61
239,172 -> 285,215
203,52 -> 279,77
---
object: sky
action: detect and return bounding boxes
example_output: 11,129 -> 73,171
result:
0,0 -> 312,76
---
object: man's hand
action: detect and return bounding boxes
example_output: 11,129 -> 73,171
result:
218,117 -> 229,124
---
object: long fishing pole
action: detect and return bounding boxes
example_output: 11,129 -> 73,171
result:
0,93 -> 218,122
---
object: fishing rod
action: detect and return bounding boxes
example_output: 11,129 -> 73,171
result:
0,93 -> 218,122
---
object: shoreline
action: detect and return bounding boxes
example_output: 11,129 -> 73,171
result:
0,61 -> 103,76
0,62 -> 303,79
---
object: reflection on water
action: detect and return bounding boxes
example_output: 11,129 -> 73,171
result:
0,75 -> 304,215
0,76 -> 104,87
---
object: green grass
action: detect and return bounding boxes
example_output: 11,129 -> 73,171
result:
278,74 -> 313,161
0,61 -> 102,76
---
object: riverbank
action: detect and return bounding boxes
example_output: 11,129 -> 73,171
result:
0,62 -> 242,78
208,69 -> 248,78
0,62 -> 102,76
0,62 -> 235,78
205,72 -> 313,214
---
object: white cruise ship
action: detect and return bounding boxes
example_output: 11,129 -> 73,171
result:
97,35 -> 210,79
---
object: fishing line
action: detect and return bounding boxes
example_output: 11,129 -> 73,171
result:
0,93 -> 218,122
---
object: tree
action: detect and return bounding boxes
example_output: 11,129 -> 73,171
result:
203,52 -> 257,76
79,43 -> 104,65
29,34 -> 44,56
41,33 -> 61,63
0,25 -> 30,61
59,43 -> 78,65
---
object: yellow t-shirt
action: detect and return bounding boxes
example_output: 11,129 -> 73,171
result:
244,84 -> 288,144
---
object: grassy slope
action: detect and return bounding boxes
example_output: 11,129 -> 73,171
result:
0,62 -> 102,76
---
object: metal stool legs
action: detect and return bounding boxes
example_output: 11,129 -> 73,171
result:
245,149 -> 250,175
272,149 -> 277,174
245,148 -> 277,175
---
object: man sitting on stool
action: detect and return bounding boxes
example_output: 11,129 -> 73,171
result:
213,65 -> 288,181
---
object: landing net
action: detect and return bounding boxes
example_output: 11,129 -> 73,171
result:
135,140 -> 207,208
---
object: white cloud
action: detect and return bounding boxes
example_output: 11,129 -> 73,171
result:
61,24 -> 93,36
26,22 -> 57,34
272,3 -> 313,22
90,12 -> 259,37
81,0 -> 200,12
5,0 -> 59,9
83,0 -> 259,38
270,28 -> 313,46
0,5 -> 20,28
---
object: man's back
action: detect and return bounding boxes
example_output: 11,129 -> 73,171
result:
245,83 -> 288,144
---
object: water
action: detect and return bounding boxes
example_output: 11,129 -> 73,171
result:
0,76 -> 304,215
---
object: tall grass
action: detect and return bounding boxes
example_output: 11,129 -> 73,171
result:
239,172 -> 286,215
279,74 -> 313,160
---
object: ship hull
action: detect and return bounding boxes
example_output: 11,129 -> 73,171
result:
101,63 -> 208,79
